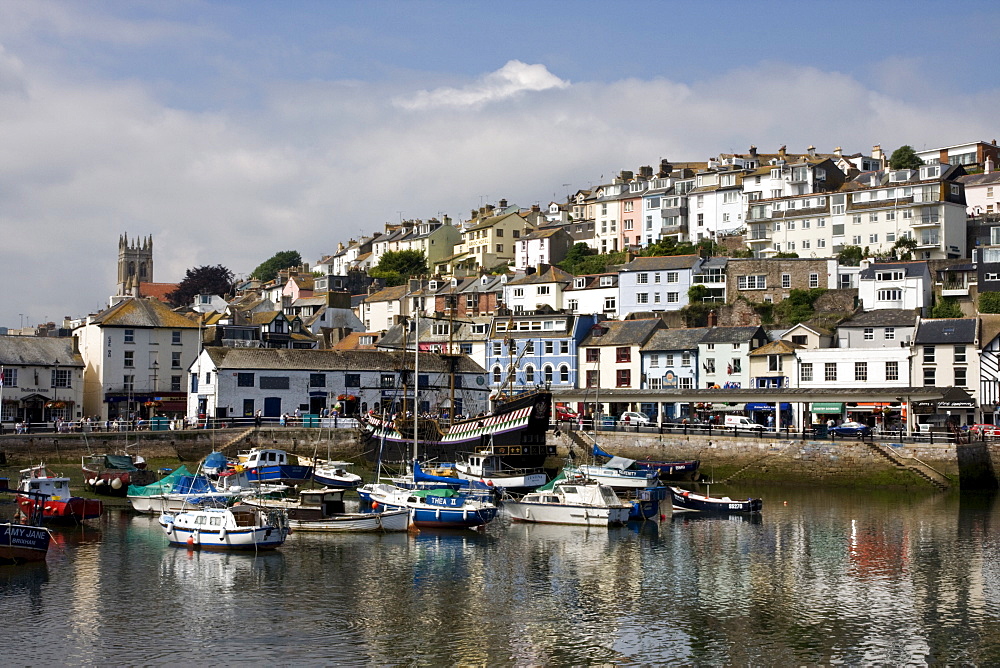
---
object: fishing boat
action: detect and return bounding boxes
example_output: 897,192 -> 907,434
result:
82,452 -> 157,497
0,490 -> 52,565
592,444 -> 700,481
453,448 -> 547,493
16,464 -> 103,524
245,488 -> 409,532
237,448 -> 312,484
618,486 -> 669,522
669,486 -> 762,513
504,473 -> 630,527
572,457 -> 660,490
158,505 -> 290,550
358,482 -> 498,529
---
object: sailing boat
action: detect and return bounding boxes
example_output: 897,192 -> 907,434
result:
357,309 -> 499,529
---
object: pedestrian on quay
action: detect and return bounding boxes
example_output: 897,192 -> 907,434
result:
254,410 -> 262,428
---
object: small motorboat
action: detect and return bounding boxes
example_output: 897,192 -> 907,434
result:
246,488 -> 409,532
669,486 -> 762,513
128,466 -> 236,514
453,449 -> 547,493
591,444 -> 699,481
304,458 -> 363,489
505,474 -> 631,527
17,464 -> 103,524
82,453 -> 157,497
358,482 -> 498,529
572,457 -> 660,490
0,490 -> 52,565
158,505 -> 290,550
237,448 -> 312,484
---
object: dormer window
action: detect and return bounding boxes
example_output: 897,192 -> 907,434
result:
600,276 -> 613,287
574,278 -> 586,289
921,165 -> 941,179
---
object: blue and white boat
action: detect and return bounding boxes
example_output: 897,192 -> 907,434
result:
237,448 -> 312,484
357,481 -> 498,529
572,457 -> 660,490
158,505 -> 290,550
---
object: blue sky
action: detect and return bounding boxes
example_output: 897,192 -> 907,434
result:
1,1 -> 998,327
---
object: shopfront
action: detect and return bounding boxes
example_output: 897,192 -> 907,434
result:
746,402 -> 792,428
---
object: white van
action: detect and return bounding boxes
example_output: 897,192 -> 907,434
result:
724,415 -> 765,430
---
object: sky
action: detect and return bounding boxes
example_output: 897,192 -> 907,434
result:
1,0 -> 999,328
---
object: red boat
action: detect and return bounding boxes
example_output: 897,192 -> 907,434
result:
1,489 -> 51,564
17,464 -> 104,524
82,453 -> 156,497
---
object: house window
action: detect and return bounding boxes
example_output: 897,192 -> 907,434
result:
559,365 -> 569,383
172,352 -> 182,369
433,323 -> 450,336
513,288 -> 524,297
954,345 -> 967,364
704,359 -> 716,374
0,368 -> 16,387
492,366 -> 502,384
616,369 -> 631,387
523,341 -> 534,354
666,272 -> 678,283
172,331 -> 181,345
667,293 -> 679,303
885,361 -> 898,381
800,363 -> 813,382
604,297 -> 616,311
809,273 -> 819,288
237,373 -> 255,387
492,342 -> 502,356
537,286 -> 550,295
616,348 -> 631,363
637,293 -> 649,304
586,370 -> 599,388
855,362 -> 868,381
310,373 -> 326,388
649,354 -> 660,368
679,377 -> 693,389
781,274 -> 791,289
524,366 -> 535,384
737,275 -> 767,290
924,346 -> 935,363
171,375 -> 182,392
884,328 -> 895,340
259,376 -> 289,390
124,329 -> 134,344
864,328 -> 874,340
654,293 -> 661,304
682,352 -> 691,367
51,369 -> 71,388
825,363 -> 837,381
586,348 -> 599,363
648,377 -> 662,389
637,273 -> 649,284
380,374 -> 395,388
345,374 -> 361,387
878,289 -> 902,301
923,368 -> 935,386
768,356 -> 782,372
567,299 -> 578,311
124,351 -> 134,368
124,375 -> 134,392
543,365 -> 553,383
190,374 -> 197,393
955,367 -> 967,387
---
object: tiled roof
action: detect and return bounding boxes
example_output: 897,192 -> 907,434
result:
748,340 -> 802,356
366,284 -> 409,303
958,172 -> 1000,187
465,211 -> 523,233
250,311 -> 282,325
641,327 -> 710,351
506,267 -> 574,286
859,262 -> 929,279
580,319 -> 663,347
331,332 -> 380,350
91,298 -> 200,329
699,326 -> 764,344
0,337 -> 83,367
838,309 -> 918,328
138,282 -> 180,303
203,347 -> 485,374
914,318 -> 978,344
620,255 -> 701,272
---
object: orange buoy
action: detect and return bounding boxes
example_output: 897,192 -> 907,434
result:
371,501 -> 379,510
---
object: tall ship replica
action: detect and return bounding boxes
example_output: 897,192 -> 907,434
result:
359,312 -> 555,470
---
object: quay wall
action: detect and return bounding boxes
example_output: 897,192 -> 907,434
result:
552,431 -> 965,489
6,427 -> 1000,489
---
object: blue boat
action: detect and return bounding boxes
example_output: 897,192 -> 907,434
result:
357,481 -> 498,529
237,448 -> 312,484
592,444 -> 700,481
619,486 -> 669,521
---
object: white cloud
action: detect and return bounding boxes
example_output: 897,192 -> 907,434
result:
394,60 -> 569,110
0,43 -> 999,327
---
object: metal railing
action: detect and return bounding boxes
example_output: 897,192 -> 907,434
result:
0,415 -> 361,435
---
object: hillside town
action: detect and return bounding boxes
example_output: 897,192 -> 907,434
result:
4,138 -> 1000,435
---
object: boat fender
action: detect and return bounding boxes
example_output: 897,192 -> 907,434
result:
111,479 -> 122,490
186,535 -> 194,547
371,501 -> 379,510
165,522 -> 174,535
218,527 -> 227,540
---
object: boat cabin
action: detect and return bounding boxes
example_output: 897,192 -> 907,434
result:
289,489 -> 347,520
240,449 -> 290,469
19,467 -> 71,500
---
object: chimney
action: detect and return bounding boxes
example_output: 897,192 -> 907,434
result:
707,310 -> 718,327
986,156 -> 995,174
834,146 -> 843,157
499,199 -> 508,209
749,145 -> 758,159
658,159 -> 673,177
639,165 -> 653,178
337,242 -> 344,252
778,145 -> 787,158
807,145 -> 816,157
872,144 -> 884,162
531,204 -> 540,213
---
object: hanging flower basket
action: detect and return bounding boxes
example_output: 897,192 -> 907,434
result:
143,401 -> 162,408
45,401 -> 67,409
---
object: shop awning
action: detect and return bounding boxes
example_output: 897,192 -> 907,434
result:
747,402 -> 791,411
811,403 -> 844,413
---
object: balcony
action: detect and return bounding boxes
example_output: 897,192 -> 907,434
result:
910,214 -> 941,227
693,274 -> 726,285
938,275 -> 975,297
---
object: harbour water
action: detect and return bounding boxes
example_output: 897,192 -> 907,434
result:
4,485 -> 1000,666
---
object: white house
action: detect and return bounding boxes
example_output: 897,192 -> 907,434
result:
563,274 -> 619,318
616,255 -> 702,318
0,337 -> 84,426
857,261 -> 932,313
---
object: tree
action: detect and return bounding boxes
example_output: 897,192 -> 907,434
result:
771,288 -> 826,326
931,297 -> 964,319
165,265 -> 234,307
891,236 -> 918,261
688,284 -> 709,304
369,249 -> 428,286
980,292 -> 1000,314
773,252 -> 800,258
252,250 -> 302,282
889,145 -> 923,170
837,245 -> 864,266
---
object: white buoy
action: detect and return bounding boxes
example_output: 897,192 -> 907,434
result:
111,478 -> 122,490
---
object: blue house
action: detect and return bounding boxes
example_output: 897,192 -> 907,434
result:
617,255 -> 703,319
487,311 -> 598,392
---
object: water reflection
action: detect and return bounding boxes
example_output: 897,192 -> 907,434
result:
6,487 -> 1000,664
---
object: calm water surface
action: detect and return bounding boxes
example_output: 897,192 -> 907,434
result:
4,486 -> 1000,666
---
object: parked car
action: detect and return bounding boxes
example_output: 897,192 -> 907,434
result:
619,411 -> 650,426
555,407 -> 579,421
970,424 -> 1000,437
829,421 -> 872,437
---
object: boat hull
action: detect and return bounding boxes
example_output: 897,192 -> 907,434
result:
312,472 -> 362,489
0,523 -> 51,564
288,509 -> 409,532
574,466 -> 660,490
359,484 -> 498,529
669,487 -> 762,513
17,496 -> 103,524
159,524 -> 287,550
244,465 -> 313,484
506,502 -> 629,527
636,459 -> 701,480
83,469 -> 157,497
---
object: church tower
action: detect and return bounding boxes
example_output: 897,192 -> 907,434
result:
117,234 -> 153,297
